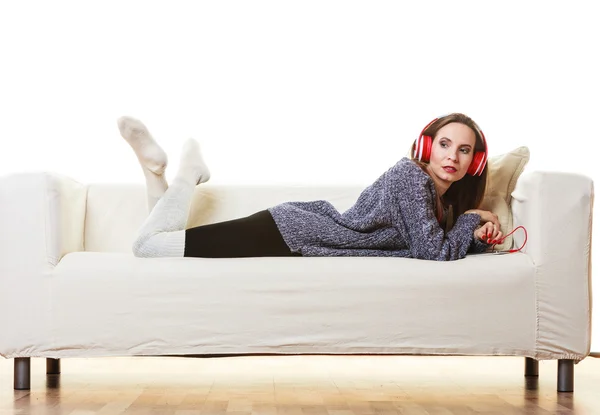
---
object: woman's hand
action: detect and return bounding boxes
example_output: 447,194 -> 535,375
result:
474,221 -> 503,245
465,209 -> 503,245
465,208 -> 501,230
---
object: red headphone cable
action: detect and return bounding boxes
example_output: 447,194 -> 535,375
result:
491,226 -> 528,253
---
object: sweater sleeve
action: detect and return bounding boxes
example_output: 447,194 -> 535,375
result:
469,235 -> 491,254
392,169 -> 485,261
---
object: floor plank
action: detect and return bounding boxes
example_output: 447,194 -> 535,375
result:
0,355 -> 598,414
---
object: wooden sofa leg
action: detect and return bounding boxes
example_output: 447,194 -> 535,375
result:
14,358 -> 31,390
557,359 -> 574,392
47,358 -> 61,374
525,357 -> 539,376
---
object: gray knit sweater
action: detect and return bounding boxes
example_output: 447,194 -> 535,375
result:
268,157 -> 490,261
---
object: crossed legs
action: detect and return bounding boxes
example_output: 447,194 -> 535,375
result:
118,116 -> 296,259
117,117 -> 210,257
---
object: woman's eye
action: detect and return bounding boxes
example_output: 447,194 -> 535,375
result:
440,142 -> 470,154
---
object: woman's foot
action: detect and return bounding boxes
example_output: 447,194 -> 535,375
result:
177,137 -> 211,185
117,116 -> 168,175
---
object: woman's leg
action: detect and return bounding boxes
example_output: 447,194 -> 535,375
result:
117,116 -> 171,213
184,210 -> 300,258
132,138 -> 210,257
126,125 -> 297,259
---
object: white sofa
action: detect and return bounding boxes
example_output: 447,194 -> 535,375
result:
0,169 -> 594,392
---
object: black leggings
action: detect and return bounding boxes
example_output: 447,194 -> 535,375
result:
184,210 -> 301,258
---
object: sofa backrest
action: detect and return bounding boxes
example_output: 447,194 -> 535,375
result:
84,183 -> 365,253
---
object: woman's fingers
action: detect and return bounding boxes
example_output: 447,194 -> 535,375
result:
477,222 -> 504,244
481,222 -> 500,244
489,230 -> 503,244
484,222 -> 493,235
482,223 -> 493,243
476,219 -> 504,245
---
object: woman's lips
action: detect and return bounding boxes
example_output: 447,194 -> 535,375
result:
443,166 -> 457,173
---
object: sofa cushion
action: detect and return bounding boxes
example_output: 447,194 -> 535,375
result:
480,146 -> 530,250
35,251 -> 536,359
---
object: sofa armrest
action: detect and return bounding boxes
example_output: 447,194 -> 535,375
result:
511,171 -> 594,360
0,172 -> 87,357
0,172 -> 87,271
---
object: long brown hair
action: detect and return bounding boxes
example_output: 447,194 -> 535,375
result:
409,113 -> 488,225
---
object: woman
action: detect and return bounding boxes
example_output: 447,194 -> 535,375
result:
119,113 -> 501,261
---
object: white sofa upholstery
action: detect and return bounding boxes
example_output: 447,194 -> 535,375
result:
0,170 -> 594,391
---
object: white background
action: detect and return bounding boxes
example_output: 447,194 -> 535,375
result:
1,1 -> 599,349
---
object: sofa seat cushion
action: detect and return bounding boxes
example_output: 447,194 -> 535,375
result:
39,252 -> 537,358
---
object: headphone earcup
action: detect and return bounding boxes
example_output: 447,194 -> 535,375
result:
413,135 -> 433,162
467,151 -> 486,176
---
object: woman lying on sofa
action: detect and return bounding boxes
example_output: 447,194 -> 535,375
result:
118,113 -> 501,261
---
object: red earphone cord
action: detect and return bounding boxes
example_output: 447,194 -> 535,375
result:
491,226 -> 528,253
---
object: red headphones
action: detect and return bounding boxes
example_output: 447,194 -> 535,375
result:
412,115 -> 488,176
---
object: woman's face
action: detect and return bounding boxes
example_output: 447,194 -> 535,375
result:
427,122 -> 476,187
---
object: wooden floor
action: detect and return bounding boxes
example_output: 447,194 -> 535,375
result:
1,355 -> 599,414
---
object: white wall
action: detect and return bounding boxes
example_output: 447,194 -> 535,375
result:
1,1 -> 599,349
